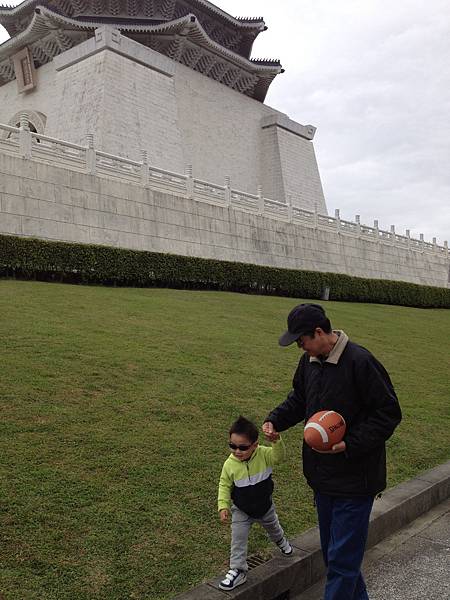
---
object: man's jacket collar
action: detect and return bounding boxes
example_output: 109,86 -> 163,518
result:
309,330 -> 348,365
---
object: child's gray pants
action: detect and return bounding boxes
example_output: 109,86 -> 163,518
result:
230,503 -> 285,571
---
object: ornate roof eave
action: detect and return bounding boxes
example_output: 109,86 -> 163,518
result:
0,8 -> 280,73
180,0 -> 265,29
0,6 -> 66,54
0,7 -> 282,101
0,0 -> 266,35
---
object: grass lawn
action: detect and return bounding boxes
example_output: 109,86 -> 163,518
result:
1,280 -> 449,600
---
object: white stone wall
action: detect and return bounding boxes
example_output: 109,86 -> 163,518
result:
0,61 -> 60,133
0,28 -> 326,211
174,61 -> 272,195
277,127 -> 326,213
52,54 -> 113,153
0,49 -> 185,173
0,152 -> 448,288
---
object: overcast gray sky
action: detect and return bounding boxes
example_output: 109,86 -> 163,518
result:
1,0 -> 449,243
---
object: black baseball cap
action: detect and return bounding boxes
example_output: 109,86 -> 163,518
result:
279,303 -> 327,346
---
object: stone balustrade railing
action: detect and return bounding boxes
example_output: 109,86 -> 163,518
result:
0,119 -> 448,257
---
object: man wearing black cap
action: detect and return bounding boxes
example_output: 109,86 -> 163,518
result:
263,303 -> 402,600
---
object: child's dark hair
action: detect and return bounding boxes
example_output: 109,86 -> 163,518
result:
229,416 -> 259,443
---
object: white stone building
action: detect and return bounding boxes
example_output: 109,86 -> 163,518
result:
0,0 -> 326,212
0,0 -> 448,288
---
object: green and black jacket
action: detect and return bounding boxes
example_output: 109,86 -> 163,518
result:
218,438 -> 286,518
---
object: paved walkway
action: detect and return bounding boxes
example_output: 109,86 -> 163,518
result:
294,498 -> 450,600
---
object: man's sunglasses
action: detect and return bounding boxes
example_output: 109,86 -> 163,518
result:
229,442 -> 252,451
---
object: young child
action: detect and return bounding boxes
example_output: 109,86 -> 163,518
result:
217,415 -> 292,591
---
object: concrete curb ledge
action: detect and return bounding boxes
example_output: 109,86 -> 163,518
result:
173,460 -> 450,600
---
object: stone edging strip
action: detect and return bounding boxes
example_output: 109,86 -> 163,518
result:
173,460 -> 450,599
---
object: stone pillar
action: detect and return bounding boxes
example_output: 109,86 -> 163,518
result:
141,150 -> 149,185
19,112 -> 31,158
185,165 -> 194,199
257,185 -> 264,215
86,134 -> 96,174
374,219 -> 379,241
335,209 -> 341,233
287,194 -> 293,222
224,176 -> 231,205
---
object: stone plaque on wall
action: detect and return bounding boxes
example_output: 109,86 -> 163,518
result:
12,47 -> 37,93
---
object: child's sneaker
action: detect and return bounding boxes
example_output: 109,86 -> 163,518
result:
219,568 -> 247,590
276,536 -> 293,556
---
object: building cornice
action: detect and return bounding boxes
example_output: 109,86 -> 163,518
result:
261,114 -> 316,140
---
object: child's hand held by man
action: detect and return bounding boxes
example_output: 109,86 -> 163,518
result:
262,421 -> 279,442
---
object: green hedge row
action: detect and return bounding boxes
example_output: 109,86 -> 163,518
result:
1,234 -> 449,307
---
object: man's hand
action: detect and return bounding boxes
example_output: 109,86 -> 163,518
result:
262,421 -> 279,442
219,509 -> 230,523
313,440 -> 346,454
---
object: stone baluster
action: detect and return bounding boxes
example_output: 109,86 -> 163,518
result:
374,219 -> 379,241
406,229 -> 411,249
257,185 -> 264,215
19,113 -> 32,159
224,176 -> 231,205
287,195 -> 293,222
432,237 -> 437,252
335,208 -> 341,232
141,150 -> 149,185
185,164 -> 193,199
355,214 -> 361,234
390,224 -> 396,241
86,134 -> 96,174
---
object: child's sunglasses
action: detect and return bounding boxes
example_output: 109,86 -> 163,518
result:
229,442 -> 252,451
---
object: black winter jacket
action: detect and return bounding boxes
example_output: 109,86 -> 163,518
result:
266,332 -> 402,497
